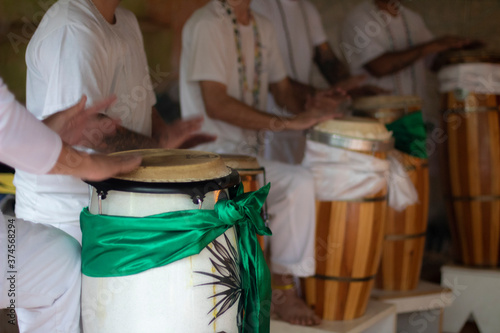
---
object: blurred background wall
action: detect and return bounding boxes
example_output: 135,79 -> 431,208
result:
2,0 -> 499,102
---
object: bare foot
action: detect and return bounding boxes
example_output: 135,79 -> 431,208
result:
272,287 -> 321,326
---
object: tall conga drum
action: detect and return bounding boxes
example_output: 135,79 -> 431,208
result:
221,154 -> 267,250
302,118 -> 394,320
353,95 -> 430,291
80,150 -> 244,332
438,50 -> 500,267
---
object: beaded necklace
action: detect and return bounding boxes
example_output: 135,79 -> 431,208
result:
275,0 -> 310,80
221,1 -> 263,109
386,8 -> 417,95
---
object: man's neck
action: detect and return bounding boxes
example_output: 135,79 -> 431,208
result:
90,0 -> 120,24
231,2 -> 251,25
375,0 -> 401,17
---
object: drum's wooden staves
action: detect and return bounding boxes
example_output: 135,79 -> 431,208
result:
376,154 -> 430,291
304,188 -> 388,321
441,104 -> 500,267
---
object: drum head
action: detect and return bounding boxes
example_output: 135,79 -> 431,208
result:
352,95 -> 422,124
441,49 -> 500,66
85,149 -> 240,197
309,117 -> 394,152
220,154 -> 263,176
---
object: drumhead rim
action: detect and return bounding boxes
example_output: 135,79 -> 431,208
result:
84,169 -> 241,200
308,129 -> 394,152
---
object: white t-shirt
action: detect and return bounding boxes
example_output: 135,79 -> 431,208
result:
251,0 -> 328,85
0,78 -> 61,174
251,0 -> 328,164
340,1 -> 434,98
180,1 -> 288,155
14,0 -> 156,225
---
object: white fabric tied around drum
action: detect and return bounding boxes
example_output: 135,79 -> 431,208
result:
438,63 -> 500,94
302,140 -> 418,211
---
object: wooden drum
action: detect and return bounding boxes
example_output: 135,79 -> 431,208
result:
303,118 -> 394,320
221,154 -> 267,250
439,50 -> 500,267
353,95 -> 430,290
81,150 -> 241,333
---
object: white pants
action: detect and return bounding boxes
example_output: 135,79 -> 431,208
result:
52,221 -> 82,244
263,130 -> 306,165
0,215 -> 81,333
258,159 -> 316,277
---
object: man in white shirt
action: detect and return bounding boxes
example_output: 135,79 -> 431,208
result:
180,0 -> 346,326
14,0 -> 209,243
0,77 -> 140,333
250,0 -> 353,164
341,0 -> 471,102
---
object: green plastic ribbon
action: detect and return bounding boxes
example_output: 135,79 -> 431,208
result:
80,184 -> 272,333
385,111 -> 428,159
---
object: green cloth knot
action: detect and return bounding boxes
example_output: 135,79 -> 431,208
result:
385,111 -> 428,159
80,183 -> 272,333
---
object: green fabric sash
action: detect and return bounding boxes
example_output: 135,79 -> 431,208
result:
80,184 -> 272,333
385,111 -> 428,159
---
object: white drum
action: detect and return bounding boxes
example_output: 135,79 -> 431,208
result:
81,149 -> 241,333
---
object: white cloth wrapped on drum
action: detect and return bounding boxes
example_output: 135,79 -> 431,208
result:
438,63 -> 500,94
302,140 -> 418,211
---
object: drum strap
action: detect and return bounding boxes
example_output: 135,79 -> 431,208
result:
449,195 -> 500,202
81,184 -> 272,333
385,231 -> 427,241
314,274 -> 376,283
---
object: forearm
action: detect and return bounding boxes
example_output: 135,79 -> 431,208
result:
364,42 -> 434,78
270,79 -> 311,115
99,126 -> 159,153
50,143 -> 142,181
314,43 -> 351,85
209,95 -> 284,130
151,106 -> 167,143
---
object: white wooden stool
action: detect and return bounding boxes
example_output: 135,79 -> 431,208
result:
372,281 -> 454,333
441,265 -> 500,333
270,300 -> 396,333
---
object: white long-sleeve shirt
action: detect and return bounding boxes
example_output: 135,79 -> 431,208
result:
0,78 -> 61,174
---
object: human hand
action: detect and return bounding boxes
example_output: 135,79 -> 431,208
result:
43,95 -> 119,147
177,133 -> 217,149
348,84 -> 390,98
430,36 -> 475,53
83,153 -> 142,181
285,109 -> 336,131
333,74 -> 367,92
158,116 -> 207,149
50,143 -> 142,181
307,88 -> 349,116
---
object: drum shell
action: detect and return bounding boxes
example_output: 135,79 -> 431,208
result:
351,98 -> 429,291
441,99 -> 500,267
81,187 -> 240,333
376,153 -> 429,291
304,151 -> 388,321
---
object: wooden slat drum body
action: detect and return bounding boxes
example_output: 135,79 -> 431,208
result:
304,173 -> 387,320
376,152 -> 429,290
441,90 -> 500,267
353,96 -> 430,291
303,119 -> 393,320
